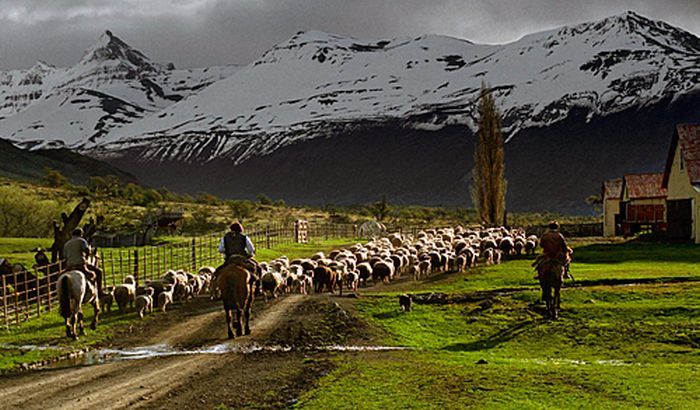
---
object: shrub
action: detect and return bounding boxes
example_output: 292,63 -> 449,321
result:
0,187 -> 65,237
44,168 -> 67,188
257,194 -> 273,206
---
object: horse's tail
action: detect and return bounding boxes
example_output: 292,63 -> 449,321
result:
58,275 -> 71,319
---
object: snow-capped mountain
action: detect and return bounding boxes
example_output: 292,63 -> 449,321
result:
0,31 -> 238,148
3,11 -> 700,212
91,11 -> 700,165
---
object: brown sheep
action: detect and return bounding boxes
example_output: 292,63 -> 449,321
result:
313,266 -> 337,293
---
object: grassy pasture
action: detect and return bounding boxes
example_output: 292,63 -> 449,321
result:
297,241 -> 700,409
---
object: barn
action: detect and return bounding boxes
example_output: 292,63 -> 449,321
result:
603,178 -> 623,237
662,124 -> 700,243
619,173 -> 667,236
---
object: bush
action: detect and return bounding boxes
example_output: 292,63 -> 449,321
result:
257,194 -> 273,206
0,187 -> 65,237
228,200 -> 255,221
44,168 -> 67,188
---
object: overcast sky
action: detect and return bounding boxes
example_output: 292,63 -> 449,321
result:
1,0 -> 699,70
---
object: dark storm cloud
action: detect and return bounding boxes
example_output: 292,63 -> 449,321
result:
1,0 -> 699,70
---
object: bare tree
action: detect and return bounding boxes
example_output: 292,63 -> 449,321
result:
472,82 -> 507,226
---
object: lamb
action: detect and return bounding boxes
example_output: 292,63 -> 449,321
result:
135,287 -> 154,319
344,271 -> 359,293
418,259 -> 431,277
499,237 -> 515,256
260,270 -> 284,301
356,262 -> 373,286
158,284 -> 174,313
525,239 -> 538,255
482,248 -> 495,265
114,275 -> 137,312
99,286 -> 114,313
371,260 -> 394,284
456,254 -> 467,272
493,249 -> 504,265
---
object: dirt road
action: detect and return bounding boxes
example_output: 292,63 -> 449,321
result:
0,294 -> 345,409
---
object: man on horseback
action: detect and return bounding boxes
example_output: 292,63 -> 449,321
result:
532,221 -> 572,280
63,228 -> 102,291
215,222 -> 259,281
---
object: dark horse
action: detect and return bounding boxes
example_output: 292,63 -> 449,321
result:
537,259 -> 564,320
217,263 -> 254,339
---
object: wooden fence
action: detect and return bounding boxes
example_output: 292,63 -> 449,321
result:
1,260 -> 64,328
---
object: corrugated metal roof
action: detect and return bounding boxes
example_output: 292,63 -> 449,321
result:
676,124 -> 700,186
624,173 -> 667,199
603,178 -> 623,199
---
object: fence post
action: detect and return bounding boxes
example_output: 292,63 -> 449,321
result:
23,272 -> 29,320
36,274 -> 41,318
109,251 -> 115,286
266,225 -> 271,249
13,271 -> 19,324
191,238 -> 197,271
134,249 -> 139,286
2,275 -> 7,327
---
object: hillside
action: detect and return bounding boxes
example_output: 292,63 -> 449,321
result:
0,138 -> 136,184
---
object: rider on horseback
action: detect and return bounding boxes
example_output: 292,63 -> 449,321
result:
63,228 -> 102,286
215,222 -> 259,282
532,221 -> 572,280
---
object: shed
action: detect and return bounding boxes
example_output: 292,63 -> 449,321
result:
662,124 -> 700,243
602,178 -> 623,237
620,173 -> 667,235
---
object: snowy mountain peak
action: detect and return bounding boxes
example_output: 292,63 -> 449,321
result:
79,30 -> 158,71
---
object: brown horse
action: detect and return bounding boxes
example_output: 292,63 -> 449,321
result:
537,259 -> 564,320
217,264 -> 254,339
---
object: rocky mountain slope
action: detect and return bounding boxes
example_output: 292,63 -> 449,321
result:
0,31 -> 237,148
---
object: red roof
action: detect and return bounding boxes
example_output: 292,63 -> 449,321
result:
623,173 -> 667,199
663,124 -> 700,188
603,178 -> 623,200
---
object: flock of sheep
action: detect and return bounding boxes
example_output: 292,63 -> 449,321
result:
99,268 -> 214,318
251,225 -> 538,298
98,226 -> 538,318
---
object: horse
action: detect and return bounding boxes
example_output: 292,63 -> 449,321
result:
216,263 -> 254,339
536,259 -> 564,320
57,270 -> 100,340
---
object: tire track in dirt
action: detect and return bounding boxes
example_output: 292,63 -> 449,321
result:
0,295 -> 305,410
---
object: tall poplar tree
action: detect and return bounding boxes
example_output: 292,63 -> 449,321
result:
472,82 -> 507,226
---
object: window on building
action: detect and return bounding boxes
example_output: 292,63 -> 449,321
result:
680,154 -> 685,171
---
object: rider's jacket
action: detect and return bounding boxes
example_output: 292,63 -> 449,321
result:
63,236 -> 89,268
223,232 -> 250,259
540,230 -> 568,261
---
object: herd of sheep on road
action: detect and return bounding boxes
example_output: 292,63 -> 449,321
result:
102,226 -> 538,318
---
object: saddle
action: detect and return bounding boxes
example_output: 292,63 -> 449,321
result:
216,255 -> 259,285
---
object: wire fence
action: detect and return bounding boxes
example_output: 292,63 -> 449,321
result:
0,221 -> 360,327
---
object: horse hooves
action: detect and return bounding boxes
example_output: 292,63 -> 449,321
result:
227,333 -> 234,340
244,328 -> 251,336
90,322 -> 97,330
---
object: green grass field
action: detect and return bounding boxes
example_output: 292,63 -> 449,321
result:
297,241 -> 700,409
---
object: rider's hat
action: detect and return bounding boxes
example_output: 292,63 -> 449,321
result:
72,227 -> 84,236
548,221 -> 560,230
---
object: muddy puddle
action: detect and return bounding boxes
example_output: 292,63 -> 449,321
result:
39,343 -> 412,369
